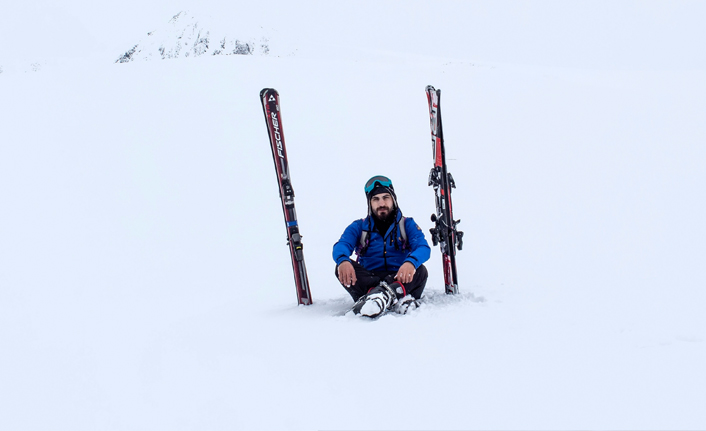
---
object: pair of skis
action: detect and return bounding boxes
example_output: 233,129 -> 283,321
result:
260,87 -> 462,305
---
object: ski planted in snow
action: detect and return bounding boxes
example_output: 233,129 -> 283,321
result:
425,85 -> 464,294
260,88 -> 313,305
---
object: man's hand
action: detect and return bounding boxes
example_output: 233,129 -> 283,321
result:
395,262 -> 416,284
337,261 -> 357,287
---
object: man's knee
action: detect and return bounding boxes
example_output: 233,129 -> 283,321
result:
415,264 -> 428,281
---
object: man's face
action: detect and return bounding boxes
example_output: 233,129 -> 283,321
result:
370,193 -> 394,220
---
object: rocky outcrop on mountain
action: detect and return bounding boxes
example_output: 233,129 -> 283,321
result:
116,11 -> 269,63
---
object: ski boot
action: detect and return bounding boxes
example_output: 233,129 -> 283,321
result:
394,295 -> 420,314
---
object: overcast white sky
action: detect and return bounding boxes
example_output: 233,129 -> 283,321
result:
1,0 -> 705,69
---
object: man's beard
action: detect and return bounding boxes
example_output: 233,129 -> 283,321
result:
374,206 -> 392,220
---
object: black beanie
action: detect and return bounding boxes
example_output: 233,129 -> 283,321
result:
366,183 -> 397,216
368,184 -> 396,200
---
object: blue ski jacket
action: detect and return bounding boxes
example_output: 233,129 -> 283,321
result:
333,209 -> 431,272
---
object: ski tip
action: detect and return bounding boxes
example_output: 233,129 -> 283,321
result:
260,88 -> 279,107
260,88 -> 278,98
425,85 -> 435,92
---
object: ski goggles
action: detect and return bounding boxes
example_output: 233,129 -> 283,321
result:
364,175 -> 393,194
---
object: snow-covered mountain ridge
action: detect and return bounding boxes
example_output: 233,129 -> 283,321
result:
116,11 -> 270,63
0,11 -> 271,75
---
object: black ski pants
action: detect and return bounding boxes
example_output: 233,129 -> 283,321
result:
335,260 -> 428,302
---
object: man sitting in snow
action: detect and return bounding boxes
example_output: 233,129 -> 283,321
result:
333,175 -> 431,317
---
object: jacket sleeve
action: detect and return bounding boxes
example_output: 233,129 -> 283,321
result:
402,217 -> 431,268
332,220 -> 363,266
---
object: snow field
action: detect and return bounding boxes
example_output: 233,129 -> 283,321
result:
1,51 -> 705,430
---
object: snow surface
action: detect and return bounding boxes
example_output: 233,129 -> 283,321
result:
2,3 -> 706,430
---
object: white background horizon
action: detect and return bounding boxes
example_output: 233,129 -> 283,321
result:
3,0 -> 706,69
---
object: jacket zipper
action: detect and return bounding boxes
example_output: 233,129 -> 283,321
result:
383,234 -> 387,270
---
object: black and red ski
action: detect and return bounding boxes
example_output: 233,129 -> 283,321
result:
260,88 -> 312,305
426,85 -> 464,294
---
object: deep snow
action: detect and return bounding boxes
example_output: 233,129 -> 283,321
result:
2,5 -> 706,430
